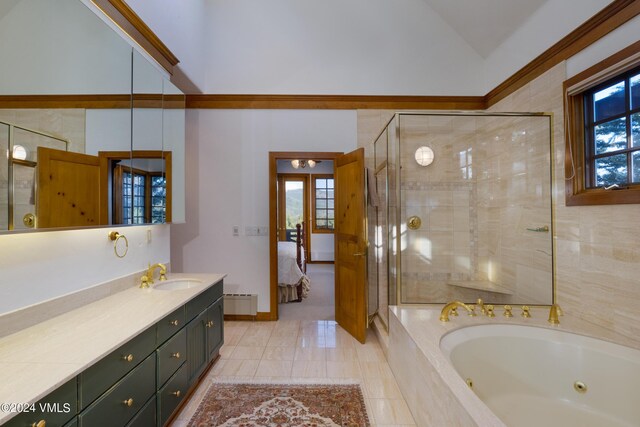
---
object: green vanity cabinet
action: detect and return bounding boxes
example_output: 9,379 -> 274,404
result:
3,378 -> 77,427
79,326 -> 156,409
125,396 -> 156,427
157,328 -> 186,387
157,306 -> 185,345
186,310 -> 208,387
78,354 -> 156,427
157,364 -> 188,426
3,279 -> 224,427
206,297 -> 224,362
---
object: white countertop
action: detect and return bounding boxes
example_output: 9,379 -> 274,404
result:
0,273 -> 225,424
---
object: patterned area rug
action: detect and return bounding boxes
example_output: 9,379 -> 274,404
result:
187,383 -> 370,426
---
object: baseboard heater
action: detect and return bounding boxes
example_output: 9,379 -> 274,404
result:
224,294 -> 258,317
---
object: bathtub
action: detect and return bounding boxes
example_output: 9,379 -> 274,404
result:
439,324 -> 640,427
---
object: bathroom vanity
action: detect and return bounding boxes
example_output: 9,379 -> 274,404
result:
0,274 -> 225,427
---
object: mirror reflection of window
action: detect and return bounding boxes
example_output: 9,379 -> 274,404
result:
115,165 -> 166,224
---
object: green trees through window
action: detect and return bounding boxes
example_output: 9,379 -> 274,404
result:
586,69 -> 640,187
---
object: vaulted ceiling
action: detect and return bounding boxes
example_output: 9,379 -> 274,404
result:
421,0 -> 548,57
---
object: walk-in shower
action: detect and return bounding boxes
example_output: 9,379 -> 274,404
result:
0,120 -> 68,230
367,112 -> 554,329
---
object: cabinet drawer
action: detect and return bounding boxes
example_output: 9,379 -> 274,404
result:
125,396 -> 156,427
157,328 -> 186,388
79,326 -> 156,409
157,305 -> 185,345
185,280 -> 223,321
78,354 -> 156,427
4,378 -> 77,427
157,363 -> 188,427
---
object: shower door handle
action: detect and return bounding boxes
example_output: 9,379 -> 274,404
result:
353,251 -> 367,257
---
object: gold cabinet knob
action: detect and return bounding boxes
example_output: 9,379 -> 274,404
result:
122,354 -> 134,362
169,319 -> 179,326
206,321 -> 214,328
32,420 -> 46,427
123,398 -> 134,407
171,352 -> 181,359
172,390 -> 181,398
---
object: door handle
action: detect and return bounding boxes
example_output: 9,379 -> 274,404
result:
353,252 -> 366,257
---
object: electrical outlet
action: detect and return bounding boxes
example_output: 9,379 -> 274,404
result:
146,229 -> 152,243
232,226 -> 239,237
245,226 -> 258,236
257,226 -> 269,236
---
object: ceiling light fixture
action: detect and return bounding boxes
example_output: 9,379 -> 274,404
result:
291,159 -> 317,169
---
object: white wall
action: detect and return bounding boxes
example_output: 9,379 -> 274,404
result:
0,225 -> 170,315
170,109 -> 355,311
125,0 -> 208,91
566,14 -> 640,79
483,0 -> 612,92
204,0 -> 485,95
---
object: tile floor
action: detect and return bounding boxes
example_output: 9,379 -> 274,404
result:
172,320 -> 416,426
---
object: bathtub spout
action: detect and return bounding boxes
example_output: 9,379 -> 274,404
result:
548,303 -> 562,325
440,301 -> 475,322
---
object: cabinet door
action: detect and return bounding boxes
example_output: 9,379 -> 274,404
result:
186,310 -> 208,386
206,297 -> 224,362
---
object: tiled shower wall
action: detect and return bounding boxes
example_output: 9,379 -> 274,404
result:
360,112 -> 553,308
489,61 -> 640,349
360,60 -> 640,349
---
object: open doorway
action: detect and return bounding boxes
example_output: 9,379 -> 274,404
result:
269,152 -> 341,321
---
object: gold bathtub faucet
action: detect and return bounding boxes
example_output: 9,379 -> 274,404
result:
440,301 -> 476,322
548,303 -> 563,325
140,263 -> 167,288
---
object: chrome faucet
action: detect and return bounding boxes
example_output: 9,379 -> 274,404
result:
440,301 -> 476,322
140,263 -> 167,288
548,303 -> 562,325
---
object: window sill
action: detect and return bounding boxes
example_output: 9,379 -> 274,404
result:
565,186 -> 640,206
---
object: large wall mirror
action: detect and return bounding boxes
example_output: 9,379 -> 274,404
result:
0,0 -> 185,232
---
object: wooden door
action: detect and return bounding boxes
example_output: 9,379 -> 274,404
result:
37,147 -> 103,228
335,148 -> 367,343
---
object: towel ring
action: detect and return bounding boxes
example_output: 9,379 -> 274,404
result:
108,231 -> 129,258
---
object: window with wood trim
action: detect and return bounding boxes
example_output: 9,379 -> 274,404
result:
114,165 -> 166,223
312,175 -> 334,233
565,41 -> 640,205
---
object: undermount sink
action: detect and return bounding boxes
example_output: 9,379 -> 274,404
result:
153,278 -> 204,291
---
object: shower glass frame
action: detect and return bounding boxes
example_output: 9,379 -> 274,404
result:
369,111 -> 555,322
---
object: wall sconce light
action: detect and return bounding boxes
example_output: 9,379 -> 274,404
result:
291,159 -> 317,169
415,146 -> 434,166
12,145 -> 28,161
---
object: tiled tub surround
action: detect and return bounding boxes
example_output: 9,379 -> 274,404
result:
388,305 -> 638,427
0,272 -> 225,425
